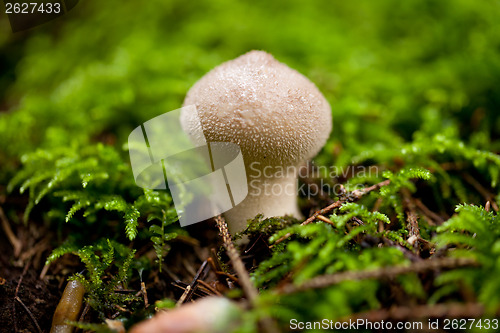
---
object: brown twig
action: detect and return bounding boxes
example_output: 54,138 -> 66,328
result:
244,234 -> 265,254
39,263 -> 50,280
277,257 -> 477,294
214,215 -> 279,333
78,303 -> 90,323
316,215 -> 334,225
208,248 -> 232,289
140,282 -> 149,308
174,234 -> 201,247
0,205 -> 22,257
214,271 -> 239,282
414,198 -> 443,225
272,180 -> 391,246
13,259 -> 31,333
14,296 -> 42,333
351,217 -> 365,226
176,260 -> 209,307
209,248 -> 223,271
114,304 -> 131,313
402,188 -> 421,252
214,215 -> 258,301
462,173 -> 499,212
197,280 -> 222,296
382,236 -> 421,262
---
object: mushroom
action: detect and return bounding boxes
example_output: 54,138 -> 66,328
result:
181,51 -> 332,233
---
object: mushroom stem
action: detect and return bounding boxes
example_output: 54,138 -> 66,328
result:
224,172 -> 302,233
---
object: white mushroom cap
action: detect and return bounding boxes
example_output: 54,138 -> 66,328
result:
182,50 -> 331,167
181,50 -> 332,232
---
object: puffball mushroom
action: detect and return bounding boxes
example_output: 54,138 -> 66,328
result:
181,50 -> 332,232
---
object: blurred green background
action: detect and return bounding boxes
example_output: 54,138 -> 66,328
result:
1,0 -> 499,172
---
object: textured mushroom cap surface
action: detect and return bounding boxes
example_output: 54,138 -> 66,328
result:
182,50 -> 332,167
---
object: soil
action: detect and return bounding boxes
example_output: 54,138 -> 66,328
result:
0,223 -> 61,333
0,200 -> 231,333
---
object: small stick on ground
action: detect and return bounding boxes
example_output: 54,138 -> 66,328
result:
39,263 -> 50,280
278,257 -> 477,294
214,215 -> 258,301
13,259 -> 32,333
182,258 -> 198,277
316,215 -> 334,225
214,215 -> 279,333
382,237 -> 421,262
14,296 -> 42,333
175,284 -> 192,306
351,217 -> 364,226
272,180 -> 391,246
140,282 -> 149,308
0,206 -> 22,257
114,304 -> 131,313
305,179 -> 390,225
197,280 -> 223,296
402,188 -> 421,253
176,260 -> 209,307
462,173 -> 499,211
209,248 -> 223,272
414,198 -> 443,225
78,303 -> 90,323
172,281 -> 211,298
208,248 -> 231,288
